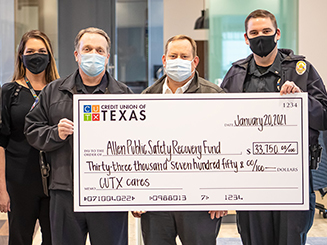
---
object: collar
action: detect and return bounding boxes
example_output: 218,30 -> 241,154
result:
75,72 -> 108,94
58,69 -> 129,95
162,76 -> 194,94
233,49 -> 305,71
248,52 -> 282,77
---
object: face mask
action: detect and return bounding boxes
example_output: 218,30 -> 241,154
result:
248,32 -> 277,57
165,58 -> 194,82
80,53 -> 106,77
22,53 -> 49,74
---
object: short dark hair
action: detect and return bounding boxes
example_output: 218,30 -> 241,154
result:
245,9 -> 278,33
74,27 -> 111,53
165,35 -> 197,58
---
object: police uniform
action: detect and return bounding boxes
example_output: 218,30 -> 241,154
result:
221,49 -> 327,245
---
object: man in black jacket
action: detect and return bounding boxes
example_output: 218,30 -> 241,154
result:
134,35 -> 226,245
25,27 -> 132,245
221,9 -> 327,245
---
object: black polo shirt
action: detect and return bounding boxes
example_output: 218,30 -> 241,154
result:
243,52 -> 283,92
75,72 -> 109,94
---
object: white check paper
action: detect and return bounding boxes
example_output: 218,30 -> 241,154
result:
73,93 -> 309,211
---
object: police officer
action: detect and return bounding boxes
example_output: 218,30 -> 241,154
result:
221,9 -> 327,245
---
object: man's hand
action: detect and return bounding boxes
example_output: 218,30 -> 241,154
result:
280,81 -> 301,95
58,118 -> 74,140
0,190 -> 10,213
208,210 -> 228,219
131,211 -> 147,218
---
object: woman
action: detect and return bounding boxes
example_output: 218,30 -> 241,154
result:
0,30 -> 59,244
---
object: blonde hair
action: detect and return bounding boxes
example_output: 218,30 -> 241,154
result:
12,30 -> 59,83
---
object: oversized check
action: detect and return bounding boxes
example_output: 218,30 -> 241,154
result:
73,93 -> 309,211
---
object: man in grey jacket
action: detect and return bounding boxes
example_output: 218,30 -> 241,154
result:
25,27 -> 132,245
134,35 -> 227,245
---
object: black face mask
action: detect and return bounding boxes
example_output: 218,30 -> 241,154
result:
248,32 -> 277,58
22,53 -> 49,74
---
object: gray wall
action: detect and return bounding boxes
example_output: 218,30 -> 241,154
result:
58,0 -> 115,78
0,0 -> 15,85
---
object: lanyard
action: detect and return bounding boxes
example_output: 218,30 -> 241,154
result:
24,76 -> 39,103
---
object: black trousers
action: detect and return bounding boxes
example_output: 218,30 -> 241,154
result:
49,190 -> 128,245
141,211 -> 221,245
7,181 -> 51,245
237,171 -> 316,245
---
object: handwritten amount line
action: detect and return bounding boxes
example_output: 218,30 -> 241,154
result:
84,170 -> 281,174
101,153 -> 242,157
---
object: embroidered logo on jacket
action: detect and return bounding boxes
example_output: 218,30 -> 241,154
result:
296,61 -> 306,75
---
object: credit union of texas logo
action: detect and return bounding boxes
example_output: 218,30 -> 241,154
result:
82,103 -> 147,122
83,105 -> 100,121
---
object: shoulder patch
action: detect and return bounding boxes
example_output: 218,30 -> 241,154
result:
296,61 -> 306,75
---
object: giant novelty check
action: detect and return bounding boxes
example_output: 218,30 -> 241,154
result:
73,93 -> 309,211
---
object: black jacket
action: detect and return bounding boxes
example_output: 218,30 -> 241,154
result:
24,70 -> 133,191
221,49 -> 327,145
